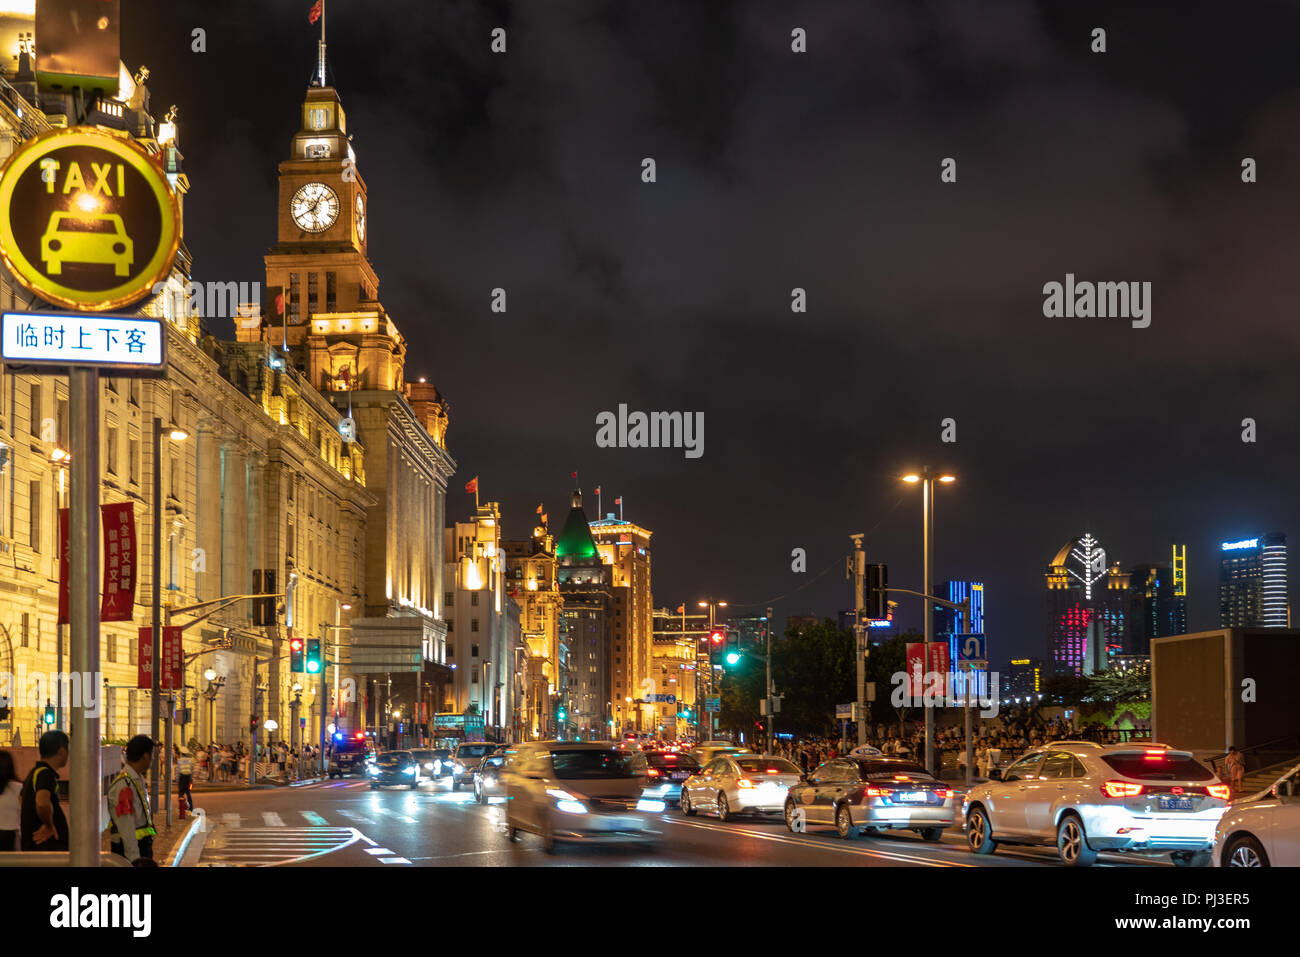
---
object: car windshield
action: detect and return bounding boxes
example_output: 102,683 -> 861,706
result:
550,749 -> 645,778
1101,753 -> 1214,781
457,745 -> 495,759
55,215 -> 118,233
857,760 -> 931,780
648,753 -> 700,770
735,758 -> 799,774
376,753 -> 411,767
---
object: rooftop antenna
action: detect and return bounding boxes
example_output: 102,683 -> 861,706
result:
317,0 -> 327,87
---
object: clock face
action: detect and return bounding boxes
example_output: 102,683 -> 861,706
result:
355,193 -> 366,243
291,182 -> 340,233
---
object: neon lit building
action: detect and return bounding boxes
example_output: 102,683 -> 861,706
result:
934,580 -> 984,664
1127,556 -> 1187,653
1220,534 -> 1288,628
1045,534 -> 1129,676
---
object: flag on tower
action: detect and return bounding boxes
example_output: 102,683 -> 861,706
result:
308,0 -> 323,24
536,504 -> 543,515
676,604 -> 685,615
594,486 -> 601,495
614,497 -> 622,505
571,471 -> 577,481
464,477 -> 478,495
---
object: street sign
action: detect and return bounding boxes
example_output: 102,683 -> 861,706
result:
835,703 -> 853,719
0,127 -> 180,312
704,696 -> 720,713
957,634 -> 986,663
649,693 -> 676,703
1,311 -> 167,373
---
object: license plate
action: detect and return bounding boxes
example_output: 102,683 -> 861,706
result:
1158,796 -> 1195,811
896,792 -> 926,802
670,772 -> 687,781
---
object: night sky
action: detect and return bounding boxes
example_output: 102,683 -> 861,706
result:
124,1 -> 1300,661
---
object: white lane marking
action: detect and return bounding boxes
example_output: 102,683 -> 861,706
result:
377,807 -> 418,824
366,848 -> 394,855
406,849 -> 531,861
301,811 -> 329,826
198,827 -> 363,867
379,857 -> 412,864
262,812 -> 285,827
665,817 -> 973,867
337,809 -> 376,825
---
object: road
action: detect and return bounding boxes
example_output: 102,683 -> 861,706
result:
183,776 -> 1169,867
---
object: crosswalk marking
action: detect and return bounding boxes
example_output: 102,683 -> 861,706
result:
198,826 -> 362,867
262,812 -> 285,827
379,857 -> 411,864
222,813 -> 241,828
301,811 -> 329,826
377,807 -> 417,824
366,847 -> 393,855
337,809 -> 375,825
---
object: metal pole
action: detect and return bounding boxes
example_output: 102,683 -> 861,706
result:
248,665 -> 258,787
765,606 -> 774,753
150,416 -> 162,817
320,619 -> 330,775
164,695 -> 174,826
962,602 -> 973,787
68,369 -> 101,867
923,472 -> 934,779
851,535 -> 866,747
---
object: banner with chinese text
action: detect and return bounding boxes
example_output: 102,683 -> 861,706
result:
100,502 -> 136,622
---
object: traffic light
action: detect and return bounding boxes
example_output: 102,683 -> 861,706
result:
724,629 -> 740,665
289,635 -> 305,673
43,704 -> 55,726
306,638 -> 322,674
867,563 -> 888,619
557,705 -> 567,723
250,715 -> 259,733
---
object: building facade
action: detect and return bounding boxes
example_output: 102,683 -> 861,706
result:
1045,534 -> 1129,676
555,488 -> 612,739
1220,534 -> 1288,629
589,512 -> 653,730
504,522 -> 568,741
1128,559 -> 1188,653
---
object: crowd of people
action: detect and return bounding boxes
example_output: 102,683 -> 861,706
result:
189,741 -> 321,782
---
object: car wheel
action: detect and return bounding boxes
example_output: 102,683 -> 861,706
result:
966,807 -> 997,855
1225,834 -> 1269,867
681,789 -> 697,816
368,783 -> 377,790
1056,814 -> 1097,867
717,792 -> 732,822
505,815 -> 519,843
409,781 -> 417,790
540,812 -> 556,854
783,799 -> 799,833
475,781 -> 485,804
919,827 -> 945,843
835,804 -> 857,840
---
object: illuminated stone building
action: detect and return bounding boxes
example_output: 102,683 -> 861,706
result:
236,77 -> 457,744
0,55 -> 370,749
504,521 -> 568,741
555,488 -> 613,739
651,608 -> 707,738
589,512 -> 653,731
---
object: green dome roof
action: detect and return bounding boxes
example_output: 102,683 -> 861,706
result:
555,490 -> 599,561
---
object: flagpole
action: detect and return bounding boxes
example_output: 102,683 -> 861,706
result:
620,497 -> 624,521
597,488 -> 602,517
319,0 -> 327,86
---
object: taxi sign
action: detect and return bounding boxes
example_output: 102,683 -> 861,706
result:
1,311 -> 166,374
0,126 -> 180,312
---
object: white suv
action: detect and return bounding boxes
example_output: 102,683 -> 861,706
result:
963,742 -> 1230,866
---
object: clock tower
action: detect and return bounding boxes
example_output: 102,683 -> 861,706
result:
247,81 -> 404,396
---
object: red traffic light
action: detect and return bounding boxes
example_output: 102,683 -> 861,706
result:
290,638 -> 304,652
710,631 -> 724,644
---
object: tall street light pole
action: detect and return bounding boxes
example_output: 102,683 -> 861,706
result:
902,468 -> 955,780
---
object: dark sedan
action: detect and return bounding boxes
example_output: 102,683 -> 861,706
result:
784,757 -> 955,841
367,750 -> 420,790
641,751 -> 701,805
473,748 -> 513,804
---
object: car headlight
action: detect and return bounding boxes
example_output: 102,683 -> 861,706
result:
636,798 -> 667,813
547,788 -> 588,814
402,766 -> 416,775
454,762 -> 465,772
424,762 -> 434,770
368,766 -> 378,775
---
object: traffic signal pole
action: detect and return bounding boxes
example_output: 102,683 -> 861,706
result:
850,535 -> 866,747
68,369 -> 101,867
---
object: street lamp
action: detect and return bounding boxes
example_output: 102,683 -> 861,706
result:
149,415 -> 188,819
50,446 -> 69,729
201,669 -> 224,753
900,468 -> 955,779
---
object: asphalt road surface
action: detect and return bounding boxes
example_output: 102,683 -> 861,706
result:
183,776 -> 1171,868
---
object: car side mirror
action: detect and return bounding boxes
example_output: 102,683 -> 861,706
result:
989,768 -> 1003,781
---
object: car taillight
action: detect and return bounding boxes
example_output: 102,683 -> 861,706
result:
766,768 -> 779,774
647,768 -> 660,777
1207,784 -> 1231,801
865,786 -> 887,797
934,788 -> 953,799
737,778 -> 755,789
1101,780 -> 1145,798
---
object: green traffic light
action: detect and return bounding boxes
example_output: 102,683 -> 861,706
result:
725,652 -> 740,665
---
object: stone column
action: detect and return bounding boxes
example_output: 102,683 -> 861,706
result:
220,434 -> 248,619
195,416 -> 222,604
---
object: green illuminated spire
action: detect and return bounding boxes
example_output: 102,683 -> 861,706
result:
555,488 -> 599,561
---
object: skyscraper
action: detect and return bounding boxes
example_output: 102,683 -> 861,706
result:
934,580 -> 985,664
1045,534 -> 1129,676
1127,557 -> 1187,652
1220,533 -> 1288,628
556,488 -> 614,738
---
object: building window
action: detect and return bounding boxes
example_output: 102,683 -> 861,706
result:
447,620 -> 454,632
106,426 -> 118,475
289,273 -> 300,322
21,613 -> 28,648
28,480 -> 40,551
169,451 -> 180,498
29,383 -> 40,437
472,667 -> 479,684
308,272 -> 318,315
470,592 -> 479,607
326,272 -> 337,311
471,619 -> 479,633
128,437 -> 139,485
55,398 -> 67,449
471,644 -> 479,658
106,634 -> 117,663
444,592 -> 454,608
129,379 -> 140,405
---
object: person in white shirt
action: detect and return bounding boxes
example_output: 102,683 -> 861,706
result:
0,751 -> 20,851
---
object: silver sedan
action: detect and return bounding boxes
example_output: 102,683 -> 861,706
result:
680,754 -> 802,821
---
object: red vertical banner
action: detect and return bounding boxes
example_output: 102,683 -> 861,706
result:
906,642 -> 926,700
927,642 -> 950,699
100,502 -> 137,622
57,508 -> 70,625
138,626 -> 153,689
160,626 -> 183,691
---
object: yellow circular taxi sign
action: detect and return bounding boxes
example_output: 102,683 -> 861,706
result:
0,126 -> 180,312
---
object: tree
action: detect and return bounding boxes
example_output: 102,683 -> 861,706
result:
1088,667 -> 1150,703
864,633 -> 918,734
1042,674 -> 1092,707
767,619 -> 856,736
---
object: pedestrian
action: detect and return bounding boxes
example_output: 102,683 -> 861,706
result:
107,735 -> 157,865
175,745 -> 194,812
1226,746 -> 1245,798
21,730 -> 69,851
0,750 -> 20,851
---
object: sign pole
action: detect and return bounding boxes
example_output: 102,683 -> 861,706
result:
68,368 -> 101,867
149,416 -> 162,820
